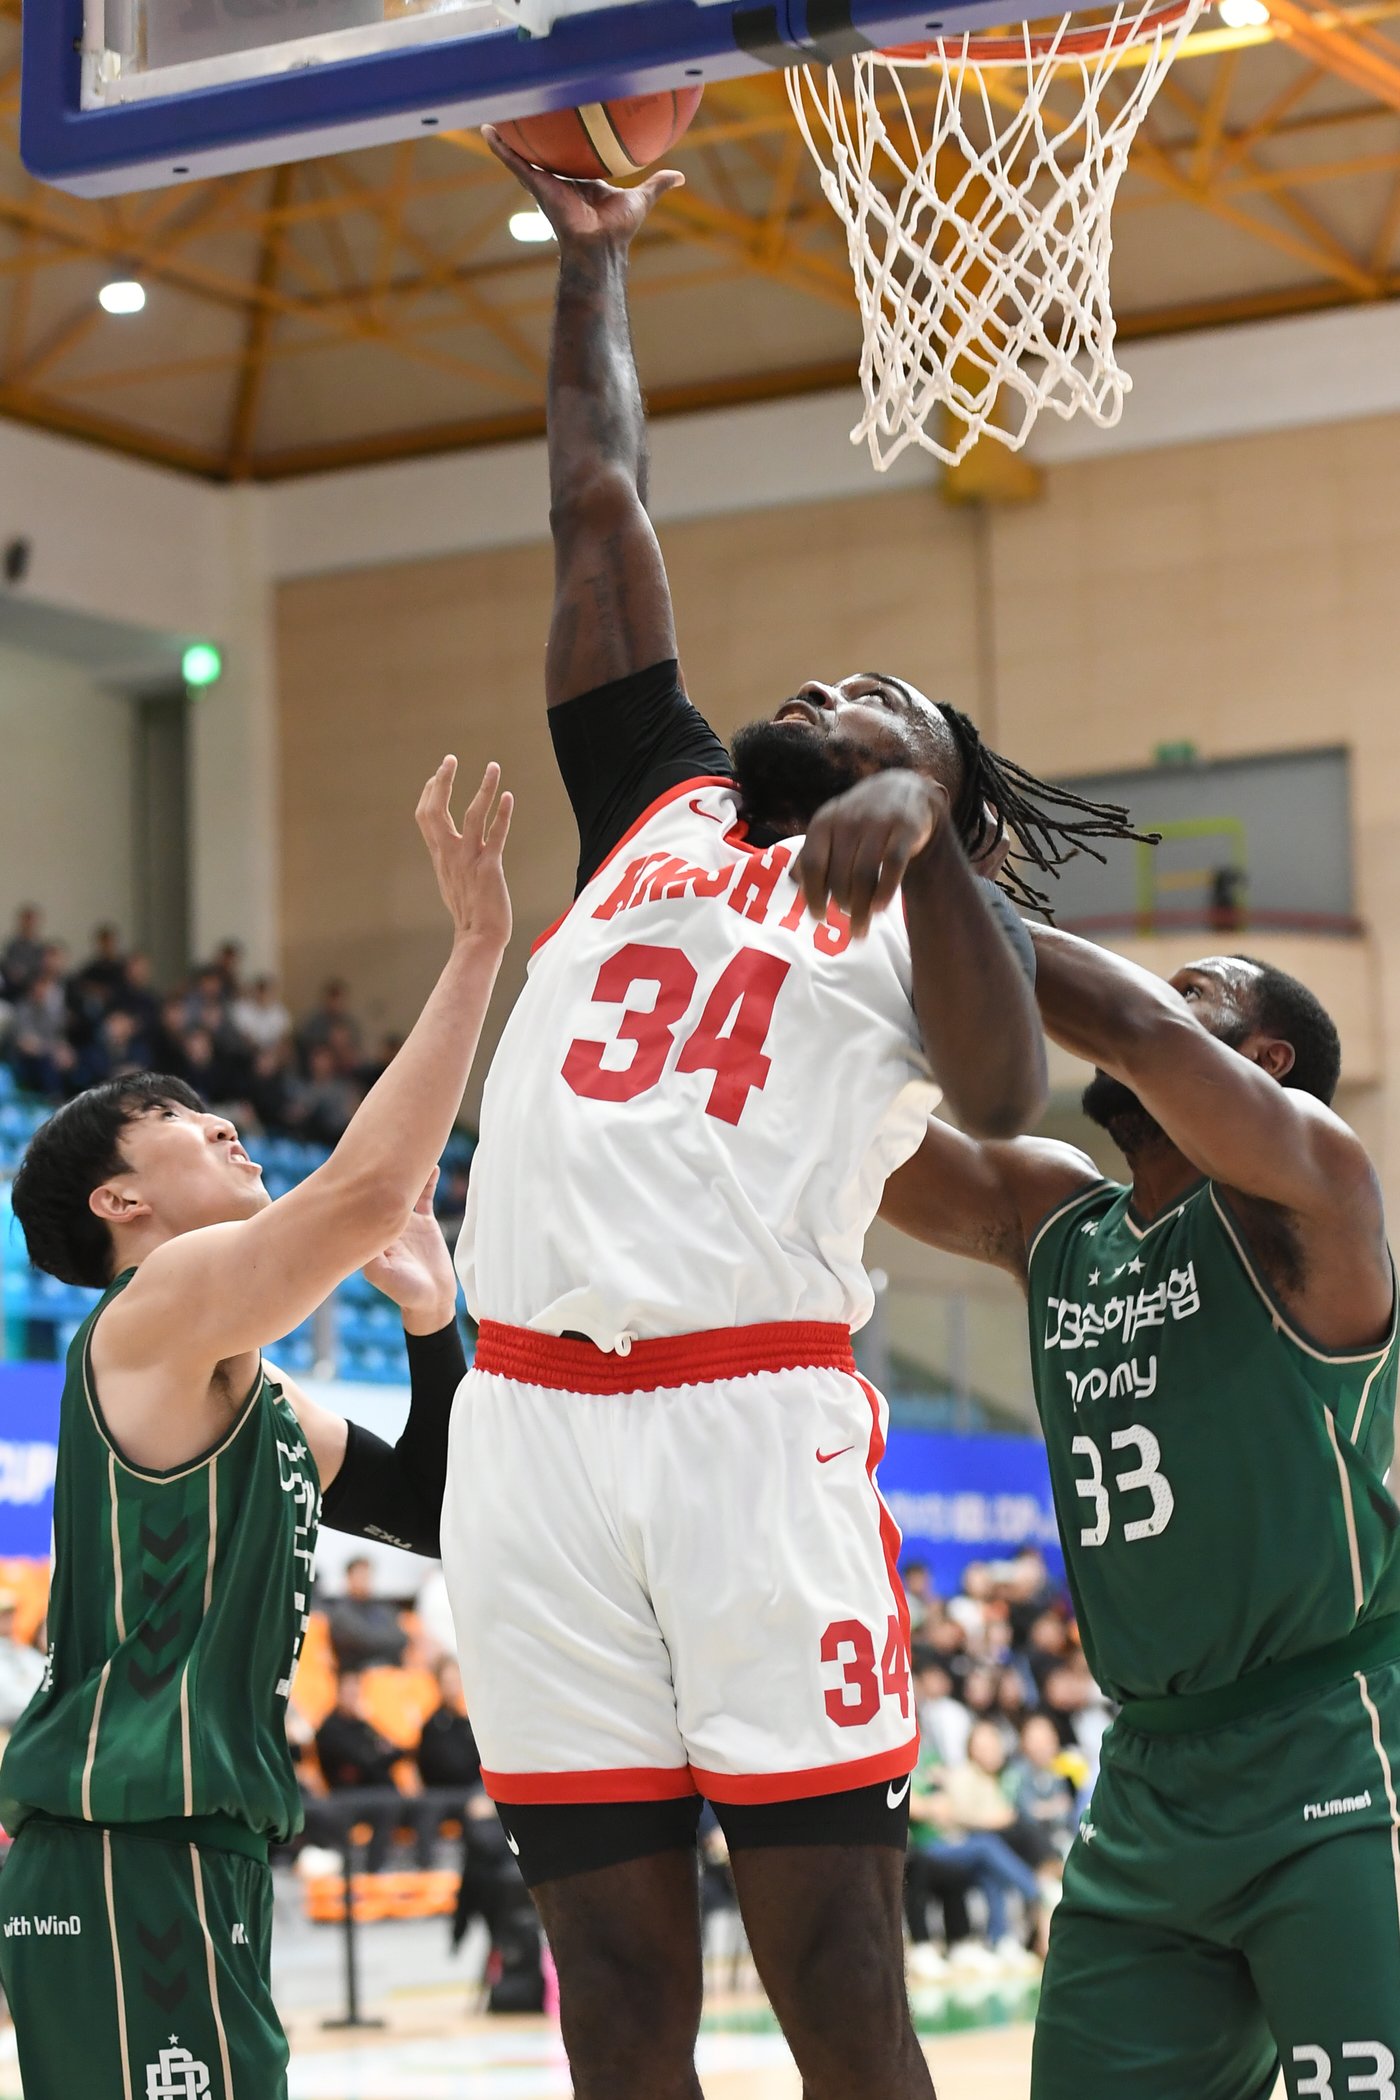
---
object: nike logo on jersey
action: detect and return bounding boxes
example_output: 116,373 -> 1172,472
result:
816,1446 -> 855,1464
504,1829 -> 520,1857
887,1775 -> 913,1809
688,798 -> 725,823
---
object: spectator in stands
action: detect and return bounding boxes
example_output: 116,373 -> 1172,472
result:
913,1649 -> 971,1769
211,939 -> 244,999
301,977 -> 362,1062
1042,1658 -> 1112,1763
9,950 -> 75,1096
906,1734 -> 1043,1969
182,963 -> 233,1042
314,1670 -> 439,1872
78,1009 -> 144,1092
901,1558 -> 935,1626
245,1043 -> 296,1135
231,974 -> 292,1055
326,1556 -> 410,1673
111,951 -> 160,1051
180,1026 -> 248,1113
69,924 -> 127,1011
1,906 -> 44,999
1024,1607 -> 1072,1693
290,1043 -> 360,1148
945,1720 -> 1062,1880
0,1591 -> 45,1733
416,1659 -> 482,1801
150,994 -> 193,1080
1007,1713 -> 1079,1856
1005,1546 -> 1059,1648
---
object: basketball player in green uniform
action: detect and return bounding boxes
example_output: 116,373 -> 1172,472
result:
883,927 -> 1400,2100
0,758 -> 512,2100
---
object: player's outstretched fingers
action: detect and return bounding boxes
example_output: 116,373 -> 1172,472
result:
795,819 -> 835,922
486,789 -> 515,856
416,755 -> 460,843
460,761 -> 503,845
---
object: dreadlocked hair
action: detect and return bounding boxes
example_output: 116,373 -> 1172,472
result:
938,705 -> 1158,917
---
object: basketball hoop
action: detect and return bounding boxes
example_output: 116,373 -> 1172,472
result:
788,0 -> 1206,470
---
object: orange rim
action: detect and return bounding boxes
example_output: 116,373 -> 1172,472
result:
881,0 -> 1196,64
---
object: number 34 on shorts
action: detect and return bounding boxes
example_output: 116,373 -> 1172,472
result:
821,1615 -> 911,1728
1294,2043 -> 1396,2098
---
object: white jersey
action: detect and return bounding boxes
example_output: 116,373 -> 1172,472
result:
457,775 -> 940,1347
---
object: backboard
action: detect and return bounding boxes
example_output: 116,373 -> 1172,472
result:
24,0 -> 1016,197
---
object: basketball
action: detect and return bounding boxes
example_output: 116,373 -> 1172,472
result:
495,87 -> 703,183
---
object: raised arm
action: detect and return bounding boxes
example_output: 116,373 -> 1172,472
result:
1029,927 -> 1391,1335
796,773 -> 1049,1138
99,762 -> 512,1386
485,128 -> 683,708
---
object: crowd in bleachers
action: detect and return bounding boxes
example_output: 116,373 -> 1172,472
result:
0,903 -> 408,1148
0,905 -> 475,1384
902,1546 -> 1106,1981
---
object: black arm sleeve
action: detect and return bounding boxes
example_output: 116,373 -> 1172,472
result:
320,1319 -> 467,1559
983,881 -> 1036,985
549,659 -> 733,893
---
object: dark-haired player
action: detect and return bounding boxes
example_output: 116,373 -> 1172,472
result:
884,932 -> 1400,2099
448,136 -> 1144,2100
0,761 -> 512,2100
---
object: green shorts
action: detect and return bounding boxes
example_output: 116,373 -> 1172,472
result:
0,1817 -> 287,2100
1033,1656 -> 1400,2100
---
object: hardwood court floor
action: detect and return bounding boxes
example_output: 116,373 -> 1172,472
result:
285,2010 -> 1036,2099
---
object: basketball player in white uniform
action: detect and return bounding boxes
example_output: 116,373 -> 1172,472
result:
444,134 -> 1144,2100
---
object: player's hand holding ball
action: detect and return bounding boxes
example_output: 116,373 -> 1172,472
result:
416,757 -> 514,956
484,124 -> 684,250
796,771 -> 952,939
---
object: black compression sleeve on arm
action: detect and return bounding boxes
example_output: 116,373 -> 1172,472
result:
550,659 -> 734,892
320,1319 -> 467,1558
983,881 -> 1036,985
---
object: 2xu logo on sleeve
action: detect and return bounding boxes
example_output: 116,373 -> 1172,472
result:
1294,2044 -> 1397,2099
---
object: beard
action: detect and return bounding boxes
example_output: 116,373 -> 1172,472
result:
730,716 -> 867,836
1080,1071 -> 1167,1161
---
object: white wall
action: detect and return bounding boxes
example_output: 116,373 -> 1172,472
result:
0,640 -> 135,951
7,291 -> 1400,990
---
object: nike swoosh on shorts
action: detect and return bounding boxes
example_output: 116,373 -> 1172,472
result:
887,1775 -> 913,1809
504,1829 -> 520,1856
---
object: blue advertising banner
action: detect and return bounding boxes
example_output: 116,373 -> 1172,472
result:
879,1427 -> 1063,1594
0,1363 -> 61,1559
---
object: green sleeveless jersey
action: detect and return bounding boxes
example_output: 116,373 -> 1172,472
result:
0,1272 -> 321,1844
1027,1180 -> 1400,1704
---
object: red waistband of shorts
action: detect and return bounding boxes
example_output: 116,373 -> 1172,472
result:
472,1319 -> 856,1394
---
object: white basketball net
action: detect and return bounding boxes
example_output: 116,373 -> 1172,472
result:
788,1 -> 1206,470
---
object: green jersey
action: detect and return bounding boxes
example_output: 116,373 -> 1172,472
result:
1027,1179 -> 1400,1704
0,1271 -> 321,1844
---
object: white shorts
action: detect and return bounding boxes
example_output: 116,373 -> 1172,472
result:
440,1321 -> 919,1807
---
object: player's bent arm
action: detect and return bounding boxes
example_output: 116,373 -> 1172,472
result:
796,773 -> 1047,1137
881,1120 -> 1101,1279
903,824 -> 1048,1139
282,1326 -> 466,1560
289,1185 -> 467,1557
1031,924 -> 1385,1226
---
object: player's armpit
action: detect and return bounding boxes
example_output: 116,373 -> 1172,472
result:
880,1120 -> 1100,1278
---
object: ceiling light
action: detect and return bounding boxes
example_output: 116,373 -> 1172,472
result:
1217,0 -> 1269,27
509,210 -> 555,246
99,280 -> 146,316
